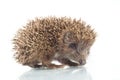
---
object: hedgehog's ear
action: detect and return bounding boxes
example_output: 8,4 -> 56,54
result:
63,31 -> 75,44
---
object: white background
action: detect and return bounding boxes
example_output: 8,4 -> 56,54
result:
0,0 -> 120,80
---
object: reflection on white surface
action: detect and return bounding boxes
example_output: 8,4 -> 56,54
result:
19,67 -> 92,80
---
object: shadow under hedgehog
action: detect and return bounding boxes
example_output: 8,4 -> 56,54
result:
13,17 -> 96,69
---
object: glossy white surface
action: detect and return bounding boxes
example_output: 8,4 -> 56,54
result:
19,67 -> 91,80
0,0 -> 120,80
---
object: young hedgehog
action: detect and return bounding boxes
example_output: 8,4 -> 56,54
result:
13,17 -> 96,69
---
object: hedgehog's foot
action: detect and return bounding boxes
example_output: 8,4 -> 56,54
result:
58,58 -> 79,66
30,64 -> 42,68
47,64 -> 65,69
28,64 -> 42,68
25,61 -> 42,68
42,62 -> 65,69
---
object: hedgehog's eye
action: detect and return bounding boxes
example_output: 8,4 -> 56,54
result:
68,43 -> 77,49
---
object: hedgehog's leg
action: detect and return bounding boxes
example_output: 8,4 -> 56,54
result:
46,63 -> 65,69
42,61 -> 65,69
26,61 -> 42,68
57,58 -> 79,66
28,64 -> 42,68
41,52 -> 65,69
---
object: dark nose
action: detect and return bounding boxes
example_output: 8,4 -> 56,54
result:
79,60 -> 86,65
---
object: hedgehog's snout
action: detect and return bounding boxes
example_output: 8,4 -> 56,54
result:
79,59 -> 86,65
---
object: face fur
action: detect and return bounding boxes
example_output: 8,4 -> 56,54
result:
60,31 -> 94,65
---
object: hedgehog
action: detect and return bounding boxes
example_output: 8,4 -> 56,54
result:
13,17 -> 96,69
